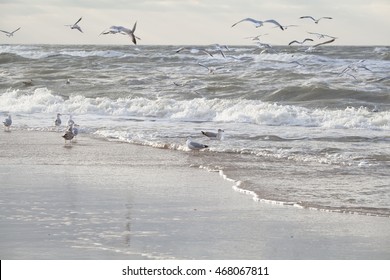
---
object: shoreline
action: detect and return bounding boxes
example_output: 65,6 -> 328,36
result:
1,130 -> 389,259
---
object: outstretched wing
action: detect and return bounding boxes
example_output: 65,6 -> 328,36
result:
232,18 -> 260,27
313,38 -> 336,47
74,17 -> 82,25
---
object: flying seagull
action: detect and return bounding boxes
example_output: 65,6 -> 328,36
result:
300,16 -> 332,24
65,17 -> 83,33
175,47 -> 214,57
100,21 -> 140,45
0,27 -> 21,37
232,18 -> 284,30
288,38 -> 314,46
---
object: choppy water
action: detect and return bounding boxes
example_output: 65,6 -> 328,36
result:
1,44 -> 389,217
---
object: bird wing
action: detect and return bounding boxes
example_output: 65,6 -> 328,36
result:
264,19 -> 284,30
11,27 -> 21,34
131,21 -> 137,33
198,63 -> 210,71
300,16 -> 315,21
313,38 -> 336,47
0,30 -> 11,35
288,40 -> 299,46
232,18 -> 260,27
302,38 -> 314,43
74,17 -> 82,25
129,33 -> 137,45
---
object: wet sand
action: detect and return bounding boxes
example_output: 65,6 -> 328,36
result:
0,130 -> 389,259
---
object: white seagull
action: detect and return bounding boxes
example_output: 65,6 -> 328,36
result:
175,47 -> 214,57
55,113 -> 62,127
201,129 -> 224,140
65,17 -> 83,33
186,137 -> 209,150
100,21 -> 140,45
3,115 -> 12,131
0,27 -> 21,37
232,18 -> 284,30
299,16 -> 332,24
288,38 -> 313,46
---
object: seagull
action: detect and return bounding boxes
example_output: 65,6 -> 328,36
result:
65,17 -> 83,33
186,137 -> 208,150
100,21 -> 140,45
0,27 -> 21,37
175,47 -> 214,57
55,113 -> 62,127
300,16 -> 332,24
62,124 -> 75,144
3,115 -> 12,131
201,129 -> 224,140
232,18 -> 284,30
198,63 -> 224,74
288,38 -> 313,46
22,79 -> 33,86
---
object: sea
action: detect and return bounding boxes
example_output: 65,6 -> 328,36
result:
1,44 -> 389,217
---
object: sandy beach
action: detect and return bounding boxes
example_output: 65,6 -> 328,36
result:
0,130 -> 389,260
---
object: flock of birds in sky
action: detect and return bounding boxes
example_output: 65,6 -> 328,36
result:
0,15 -> 337,47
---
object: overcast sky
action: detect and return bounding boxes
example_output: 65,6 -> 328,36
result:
1,0 -> 389,46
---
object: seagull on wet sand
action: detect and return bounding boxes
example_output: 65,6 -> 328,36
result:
65,17 -> 83,33
186,137 -> 208,150
232,18 -> 284,30
300,16 -> 332,24
201,129 -> 224,140
100,21 -> 140,45
0,27 -> 21,37
55,113 -> 62,127
62,124 -> 75,144
288,38 -> 313,46
3,115 -> 12,131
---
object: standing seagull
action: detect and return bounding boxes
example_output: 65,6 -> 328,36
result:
3,115 -> 12,131
65,17 -> 83,33
232,18 -> 284,30
100,21 -> 140,45
0,27 -> 21,37
299,16 -> 332,24
55,113 -> 62,127
201,129 -> 225,140
62,124 -> 75,144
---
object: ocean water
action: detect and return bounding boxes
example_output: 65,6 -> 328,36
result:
1,44 -> 389,217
